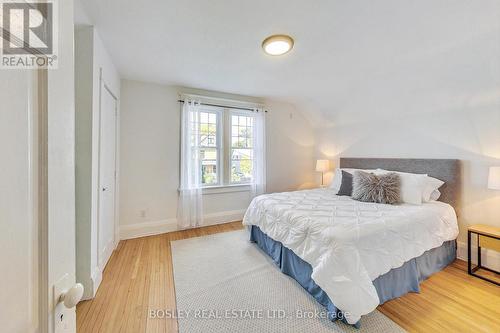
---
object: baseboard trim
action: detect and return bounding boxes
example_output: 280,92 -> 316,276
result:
119,218 -> 178,240
457,240 -> 500,272
203,209 -> 246,226
82,266 -> 102,301
119,209 -> 246,240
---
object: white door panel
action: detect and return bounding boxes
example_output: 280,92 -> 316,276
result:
0,71 -> 38,333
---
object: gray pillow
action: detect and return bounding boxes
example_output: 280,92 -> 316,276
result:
337,170 -> 353,196
352,171 -> 401,204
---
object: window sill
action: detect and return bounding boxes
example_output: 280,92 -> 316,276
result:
201,184 -> 252,195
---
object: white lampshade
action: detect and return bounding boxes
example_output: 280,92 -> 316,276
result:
316,160 -> 329,172
488,167 -> 500,190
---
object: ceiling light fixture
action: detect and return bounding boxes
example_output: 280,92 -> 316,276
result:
262,35 -> 294,56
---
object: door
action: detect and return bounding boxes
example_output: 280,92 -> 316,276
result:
0,70 -> 40,333
0,1 -> 77,332
98,84 -> 118,272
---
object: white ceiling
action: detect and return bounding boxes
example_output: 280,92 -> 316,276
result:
78,0 -> 500,126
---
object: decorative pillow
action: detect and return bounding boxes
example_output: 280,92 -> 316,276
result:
337,171 -> 353,196
352,171 -> 402,204
376,169 -> 427,205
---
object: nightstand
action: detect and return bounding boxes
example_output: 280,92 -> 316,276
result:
467,224 -> 500,285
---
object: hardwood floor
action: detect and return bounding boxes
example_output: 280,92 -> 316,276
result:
77,222 -> 500,333
76,222 -> 244,333
378,260 -> 500,332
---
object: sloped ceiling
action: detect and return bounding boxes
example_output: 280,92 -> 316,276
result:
78,0 -> 500,126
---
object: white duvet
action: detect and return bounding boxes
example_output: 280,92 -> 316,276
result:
242,188 -> 458,324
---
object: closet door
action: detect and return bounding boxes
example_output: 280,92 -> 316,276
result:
98,84 -> 118,272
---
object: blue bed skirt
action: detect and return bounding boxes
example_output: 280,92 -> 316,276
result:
250,225 -> 456,327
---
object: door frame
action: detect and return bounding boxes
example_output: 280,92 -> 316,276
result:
95,68 -> 119,275
26,1 -> 76,331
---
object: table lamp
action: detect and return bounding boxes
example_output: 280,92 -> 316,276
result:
316,160 -> 329,187
488,167 -> 500,190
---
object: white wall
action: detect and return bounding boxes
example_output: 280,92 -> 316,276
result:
265,99 -> 317,192
75,24 -> 121,299
119,80 -> 180,231
119,80 -> 316,238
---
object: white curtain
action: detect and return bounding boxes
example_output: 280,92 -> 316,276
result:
178,100 -> 204,229
251,108 -> 266,197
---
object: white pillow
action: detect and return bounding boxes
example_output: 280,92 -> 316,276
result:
376,169 -> 427,205
429,189 -> 441,201
330,168 -> 343,192
422,177 -> 445,202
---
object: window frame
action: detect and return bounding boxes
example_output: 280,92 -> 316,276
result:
192,106 -> 255,188
196,106 -> 223,187
228,110 -> 254,185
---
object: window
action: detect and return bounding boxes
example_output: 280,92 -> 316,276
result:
189,106 -> 256,187
196,110 -> 220,186
231,114 -> 253,184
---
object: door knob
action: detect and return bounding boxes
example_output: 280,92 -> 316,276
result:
102,187 -> 107,192
59,283 -> 84,308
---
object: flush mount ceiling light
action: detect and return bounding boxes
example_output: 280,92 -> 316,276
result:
262,35 -> 294,56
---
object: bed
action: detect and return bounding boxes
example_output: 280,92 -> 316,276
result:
243,158 -> 461,327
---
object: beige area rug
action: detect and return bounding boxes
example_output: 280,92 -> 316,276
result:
171,230 -> 405,333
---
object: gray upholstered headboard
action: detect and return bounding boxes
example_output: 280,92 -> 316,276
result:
339,158 -> 462,209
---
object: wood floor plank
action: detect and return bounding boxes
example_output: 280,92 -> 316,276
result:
77,222 -> 500,333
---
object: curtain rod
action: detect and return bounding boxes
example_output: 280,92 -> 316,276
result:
177,100 -> 268,113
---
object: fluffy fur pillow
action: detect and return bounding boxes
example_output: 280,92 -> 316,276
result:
352,171 -> 402,205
